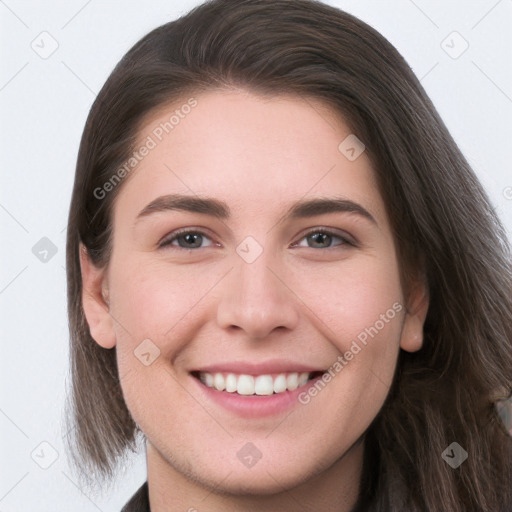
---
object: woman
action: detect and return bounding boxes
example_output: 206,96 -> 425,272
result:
64,0 -> 512,510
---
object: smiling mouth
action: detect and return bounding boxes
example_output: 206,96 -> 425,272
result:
191,370 -> 325,396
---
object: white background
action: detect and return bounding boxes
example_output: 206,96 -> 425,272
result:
1,1 -> 511,510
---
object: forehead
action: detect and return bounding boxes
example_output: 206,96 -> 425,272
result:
113,89 -> 385,225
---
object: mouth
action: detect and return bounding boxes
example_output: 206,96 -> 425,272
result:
190,370 -> 325,396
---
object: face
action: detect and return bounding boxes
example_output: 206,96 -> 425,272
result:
81,89 -> 428,497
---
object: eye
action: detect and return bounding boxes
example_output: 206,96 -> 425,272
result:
158,229 -> 216,250
158,227 -> 356,251
292,228 -> 355,249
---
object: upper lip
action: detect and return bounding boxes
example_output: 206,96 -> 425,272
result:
191,359 -> 326,375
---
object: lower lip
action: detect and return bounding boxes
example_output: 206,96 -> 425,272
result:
191,374 -> 324,418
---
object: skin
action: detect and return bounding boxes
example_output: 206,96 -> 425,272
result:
80,89 -> 429,512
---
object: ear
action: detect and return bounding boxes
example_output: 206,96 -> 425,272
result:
399,274 -> 429,353
79,242 -> 116,349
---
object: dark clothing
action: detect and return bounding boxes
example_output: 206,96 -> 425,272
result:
119,479 -> 512,511
120,480 -> 363,511
121,481 -> 150,512
120,480 -> 364,511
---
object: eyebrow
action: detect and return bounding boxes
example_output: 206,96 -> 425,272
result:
134,194 -> 377,226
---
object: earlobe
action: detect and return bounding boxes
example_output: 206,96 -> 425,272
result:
399,276 -> 429,353
399,315 -> 424,352
79,243 -> 116,349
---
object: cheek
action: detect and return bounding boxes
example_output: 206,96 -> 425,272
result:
111,258 -> 181,324
109,257 -> 221,358
295,255 -> 404,396
292,253 -> 403,343
318,306 -> 402,437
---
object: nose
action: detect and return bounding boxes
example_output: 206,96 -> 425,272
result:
216,248 -> 300,340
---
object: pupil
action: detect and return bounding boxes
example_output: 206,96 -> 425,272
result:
183,233 -> 201,248
311,233 -> 329,248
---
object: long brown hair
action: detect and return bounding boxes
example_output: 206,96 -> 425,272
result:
64,0 -> 512,509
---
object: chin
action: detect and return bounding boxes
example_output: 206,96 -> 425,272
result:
194,457 -> 320,497
212,471 -> 306,496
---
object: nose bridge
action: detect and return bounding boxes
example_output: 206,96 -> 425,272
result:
216,239 -> 300,339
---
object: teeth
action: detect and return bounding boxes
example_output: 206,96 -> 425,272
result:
273,374 -> 287,393
255,375 -> 274,396
287,373 -> 298,391
213,373 -> 225,391
298,372 -> 309,387
198,371 -> 314,395
225,373 -> 237,392
238,375 -> 254,395
203,373 -> 214,387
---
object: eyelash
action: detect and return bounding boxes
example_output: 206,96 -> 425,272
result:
158,227 -> 356,251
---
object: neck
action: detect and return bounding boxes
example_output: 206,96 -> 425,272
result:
146,437 -> 364,512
